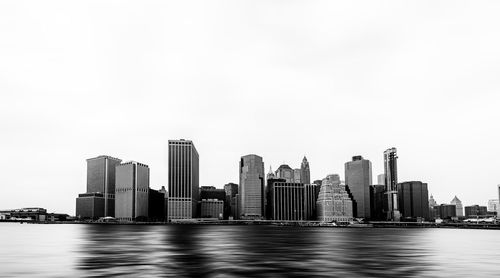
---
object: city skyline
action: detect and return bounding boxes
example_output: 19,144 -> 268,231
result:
2,1 -> 500,215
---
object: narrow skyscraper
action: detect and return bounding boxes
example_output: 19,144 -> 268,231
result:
115,161 -> 150,221
383,148 -> 400,221
450,196 -> 464,217
168,139 -> 199,220
345,156 -> 372,219
239,154 -> 265,219
300,156 -> 311,184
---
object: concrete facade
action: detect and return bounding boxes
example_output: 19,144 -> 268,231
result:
239,154 -> 265,219
316,174 -> 354,223
76,193 -> 106,219
168,139 -> 199,220
345,156 -> 372,219
275,164 -> 294,183
450,196 -> 464,217
115,161 -> 150,221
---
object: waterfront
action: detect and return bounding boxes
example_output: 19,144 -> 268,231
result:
0,223 -> 499,277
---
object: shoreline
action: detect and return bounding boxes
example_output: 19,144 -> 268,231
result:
2,220 -> 500,230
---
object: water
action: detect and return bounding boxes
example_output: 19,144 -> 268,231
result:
0,223 -> 499,277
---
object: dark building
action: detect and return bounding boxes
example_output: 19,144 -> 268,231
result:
149,188 -> 167,222
224,183 -> 238,219
199,186 -> 226,219
383,148 -> 400,221
76,193 -> 105,220
76,155 -> 122,219
0,208 -> 48,221
200,199 -> 224,219
266,178 -> 286,219
433,204 -> 457,219
345,156 -> 372,219
398,181 -> 430,221
370,184 -> 386,221
304,183 -> 320,220
168,139 -> 200,220
464,205 -> 488,218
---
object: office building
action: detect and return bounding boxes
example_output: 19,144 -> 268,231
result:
487,199 -> 499,214
450,196 -> 464,217
149,188 -> 167,222
429,195 -> 438,219
345,156 -> 372,219
168,139 -> 199,220
293,169 -> 302,183
76,155 -> 122,219
397,181 -> 430,221
316,174 -> 354,223
377,174 -> 385,185
239,154 -> 265,219
200,186 -> 226,201
224,183 -> 238,219
383,148 -> 400,221
275,164 -> 294,182
304,183 -> 320,220
200,199 -> 224,219
433,204 -> 456,219
269,182 -> 305,221
115,161 -> 150,221
464,205 -> 488,218
300,156 -> 311,184
370,184 -> 386,220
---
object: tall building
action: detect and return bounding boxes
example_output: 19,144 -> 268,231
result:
115,161 -> 150,221
224,183 -> 238,219
397,181 -> 430,221
275,164 -> 294,182
300,157 -> 311,184
429,195 -> 438,219
345,156 -> 372,219
239,154 -> 265,219
377,174 -> 386,185
304,183 -> 320,220
370,184 -> 386,221
76,155 -> 122,219
168,139 -> 199,220
149,188 -> 167,222
450,196 -> 464,217
316,174 -> 354,223
269,182 -> 305,221
383,148 -> 400,221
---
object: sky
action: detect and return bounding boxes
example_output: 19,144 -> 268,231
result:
1,1 -> 500,215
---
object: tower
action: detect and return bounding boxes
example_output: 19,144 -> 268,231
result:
345,155 -> 372,219
168,139 -> 199,220
115,161 -> 150,221
384,148 -> 400,221
239,154 -> 265,219
450,196 -> 464,217
300,156 -> 311,184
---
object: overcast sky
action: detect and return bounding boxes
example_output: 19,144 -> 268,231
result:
1,1 -> 500,214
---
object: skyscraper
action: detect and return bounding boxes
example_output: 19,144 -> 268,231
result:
345,156 -> 372,219
383,148 -> 400,221
316,174 -> 354,223
300,156 -> 311,184
293,169 -> 302,183
224,182 -> 238,219
397,181 -> 430,220
450,196 -> 464,217
377,174 -> 385,185
239,154 -> 265,219
76,155 -> 122,219
168,139 -> 199,220
275,164 -> 294,182
115,161 -> 150,221
269,182 -> 305,221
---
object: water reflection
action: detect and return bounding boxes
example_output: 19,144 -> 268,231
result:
1,223 -> 496,277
